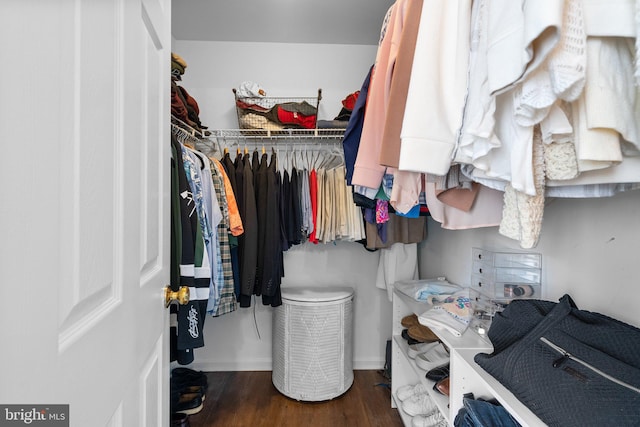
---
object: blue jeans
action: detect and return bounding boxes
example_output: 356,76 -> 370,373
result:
454,394 -> 521,427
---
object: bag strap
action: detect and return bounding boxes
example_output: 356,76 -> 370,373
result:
560,293 -> 578,309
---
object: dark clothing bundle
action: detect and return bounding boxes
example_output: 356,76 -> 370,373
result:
236,99 -> 318,129
170,52 -> 207,132
475,294 -> 640,427
222,151 -> 285,308
172,80 -> 206,131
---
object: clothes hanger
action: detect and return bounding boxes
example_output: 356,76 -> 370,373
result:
317,146 -> 332,170
325,145 -> 344,170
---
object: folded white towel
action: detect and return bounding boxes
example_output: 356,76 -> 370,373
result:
418,291 -> 473,337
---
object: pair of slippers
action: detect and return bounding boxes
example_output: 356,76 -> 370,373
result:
401,314 -> 439,343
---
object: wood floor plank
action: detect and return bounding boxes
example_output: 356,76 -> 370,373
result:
185,370 -> 404,427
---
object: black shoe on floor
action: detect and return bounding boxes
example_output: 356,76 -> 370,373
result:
172,367 -> 208,389
171,412 -> 190,427
171,390 -> 204,416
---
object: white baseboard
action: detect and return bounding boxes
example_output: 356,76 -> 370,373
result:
188,358 -> 385,372
353,359 -> 386,370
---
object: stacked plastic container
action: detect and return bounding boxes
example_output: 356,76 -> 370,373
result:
469,248 -> 542,336
471,248 -> 542,302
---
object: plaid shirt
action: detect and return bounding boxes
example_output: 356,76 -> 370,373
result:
209,159 -> 238,316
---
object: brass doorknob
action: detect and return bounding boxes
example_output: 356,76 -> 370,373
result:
164,285 -> 190,308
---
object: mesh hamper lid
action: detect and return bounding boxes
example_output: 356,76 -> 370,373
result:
281,286 -> 354,304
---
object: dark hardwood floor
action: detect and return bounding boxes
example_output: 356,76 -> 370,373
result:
187,370 -> 404,427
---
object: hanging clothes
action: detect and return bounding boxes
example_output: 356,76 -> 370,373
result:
237,151 -> 258,308
260,152 -> 283,307
221,152 -> 243,299
187,148 -> 222,316
347,0 -> 640,249
205,136 -> 370,306
208,158 -> 238,316
289,167 -> 303,246
170,135 -> 210,365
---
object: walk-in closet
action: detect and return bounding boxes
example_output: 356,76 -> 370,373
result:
170,1 -> 640,426
3,1 -> 639,426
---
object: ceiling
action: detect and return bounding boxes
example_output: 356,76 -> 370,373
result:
171,0 -> 395,45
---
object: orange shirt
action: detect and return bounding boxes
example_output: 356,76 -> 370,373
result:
211,157 -> 244,236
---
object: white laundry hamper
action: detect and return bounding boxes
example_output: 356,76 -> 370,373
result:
272,286 -> 354,401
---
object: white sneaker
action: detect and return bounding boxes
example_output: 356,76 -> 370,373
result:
412,411 -> 447,427
397,382 -> 428,401
415,343 -> 450,371
408,341 -> 440,359
402,392 -> 438,417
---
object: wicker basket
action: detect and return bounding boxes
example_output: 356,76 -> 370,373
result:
233,88 -> 322,131
272,286 -> 354,401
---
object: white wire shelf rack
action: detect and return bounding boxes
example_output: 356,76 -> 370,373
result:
212,128 -> 346,141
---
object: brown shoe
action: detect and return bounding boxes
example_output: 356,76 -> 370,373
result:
401,313 -> 419,328
434,377 -> 450,396
407,324 -> 439,343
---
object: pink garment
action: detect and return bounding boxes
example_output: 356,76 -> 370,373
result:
379,0 -> 424,168
376,199 -> 390,224
352,0 -> 413,189
436,182 -> 480,213
425,182 -> 503,230
390,169 -> 422,215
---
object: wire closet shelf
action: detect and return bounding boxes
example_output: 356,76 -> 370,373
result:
212,128 -> 346,141
233,87 -> 347,136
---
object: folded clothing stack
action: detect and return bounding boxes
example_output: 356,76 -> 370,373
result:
171,52 -> 208,134
418,290 -> 474,337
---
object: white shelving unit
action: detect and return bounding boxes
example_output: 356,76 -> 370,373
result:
451,349 -> 546,427
391,287 -> 547,426
391,335 -> 451,425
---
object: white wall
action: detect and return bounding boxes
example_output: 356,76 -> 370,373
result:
192,241 -> 391,371
172,40 -> 393,371
173,40 -> 377,129
418,190 -> 640,329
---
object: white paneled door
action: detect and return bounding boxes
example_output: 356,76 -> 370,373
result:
0,0 -> 171,426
